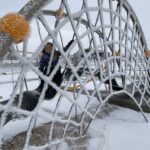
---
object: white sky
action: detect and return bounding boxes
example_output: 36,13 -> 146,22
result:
0,0 -> 150,48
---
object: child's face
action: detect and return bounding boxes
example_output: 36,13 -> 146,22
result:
45,43 -> 53,53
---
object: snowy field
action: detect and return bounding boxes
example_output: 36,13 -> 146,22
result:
0,66 -> 39,101
0,68 -> 150,150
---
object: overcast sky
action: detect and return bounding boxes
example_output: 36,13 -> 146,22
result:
0,0 -> 150,47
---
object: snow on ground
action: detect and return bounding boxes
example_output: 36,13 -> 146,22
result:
0,69 -> 150,150
0,67 -> 39,101
88,106 -> 150,150
0,91 -> 99,141
2,104 -> 150,150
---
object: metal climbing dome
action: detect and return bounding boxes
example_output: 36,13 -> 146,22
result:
0,0 -> 150,149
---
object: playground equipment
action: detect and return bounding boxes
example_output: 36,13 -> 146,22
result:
0,0 -> 150,149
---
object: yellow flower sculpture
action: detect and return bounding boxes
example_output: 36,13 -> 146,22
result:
0,13 -> 29,43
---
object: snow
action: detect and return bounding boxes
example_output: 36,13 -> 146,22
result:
0,69 -> 150,150
88,107 -> 150,150
2,105 -> 150,150
0,89 -> 99,141
0,67 -> 39,101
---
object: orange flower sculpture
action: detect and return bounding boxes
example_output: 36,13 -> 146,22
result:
0,13 -> 29,43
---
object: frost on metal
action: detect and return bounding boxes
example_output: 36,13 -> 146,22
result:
0,0 -> 150,149
0,33 -> 12,58
19,0 -> 53,21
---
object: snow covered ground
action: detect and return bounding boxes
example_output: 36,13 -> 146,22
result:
0,66 -> 39,101
0,69 -> 150,150
88,107 -> 150,150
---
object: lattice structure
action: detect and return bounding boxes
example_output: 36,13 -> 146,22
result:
0,0 -> 150,149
